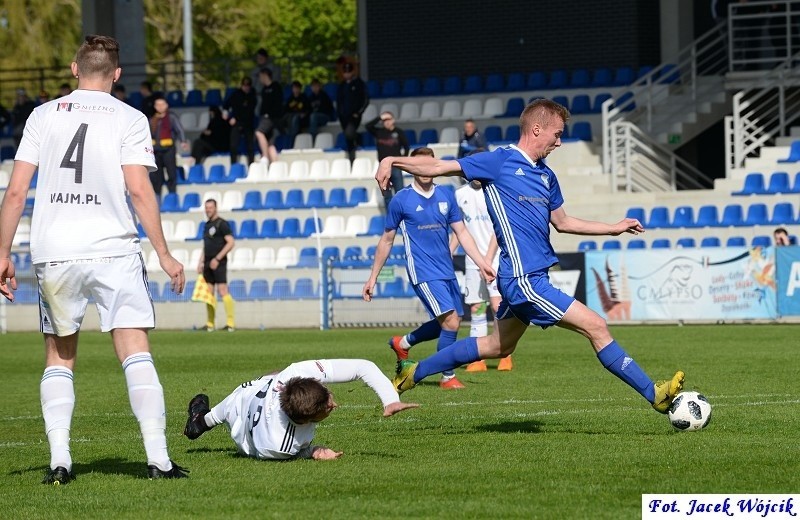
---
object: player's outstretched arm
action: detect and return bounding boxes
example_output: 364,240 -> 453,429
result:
376,156 -> 462,190
310,446 -> 343,460
549,207 -> 644,236
383,401 -> 420,417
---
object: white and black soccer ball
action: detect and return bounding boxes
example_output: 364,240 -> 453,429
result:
668,391 -> 712,431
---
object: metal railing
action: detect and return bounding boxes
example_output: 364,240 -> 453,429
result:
728,0 -> 800,71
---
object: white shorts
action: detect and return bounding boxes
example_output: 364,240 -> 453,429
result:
463,268 -> 500,305
35,253 -> 155,336
219,377 -> 273,458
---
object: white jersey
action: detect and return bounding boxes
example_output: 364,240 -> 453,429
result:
15,89 -> 156,264
222,359 -> 399,460
455,183 -> 500,271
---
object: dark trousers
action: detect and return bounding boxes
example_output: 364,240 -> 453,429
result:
152,148 -> 177,197
339,116 -> 361,163
230,125 -> 255,165
382,167 -> 405,209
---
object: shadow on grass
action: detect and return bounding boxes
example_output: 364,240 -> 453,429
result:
9,458 -> 148,479
473,420 -> 544,434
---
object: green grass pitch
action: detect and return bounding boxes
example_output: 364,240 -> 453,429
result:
2,324 -> 799,518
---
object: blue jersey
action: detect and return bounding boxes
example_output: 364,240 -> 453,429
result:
457,145 -> 564,277
385,184 -> 461,284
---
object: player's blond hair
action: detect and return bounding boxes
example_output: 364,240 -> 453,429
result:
75,35 -> 120,78
280,377 -> 331,423
520,99 -> 570,135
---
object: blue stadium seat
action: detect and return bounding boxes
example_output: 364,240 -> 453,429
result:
676,237 -> 696,248
647,206 -> 671,228
651,238 -> 671,249
386,244 -> 407,266
569,69 -> 590,88
347,187 -> 369,207
627,239 -> 646,249
1,145 -> 15,160
625,207 -> 646,223
263,190 -> 284,210
126,91 -> 143,109
223,87 -> 237,104
302,216 -> 323,236
505,125 -> 521,142
360,131 -> 375,148
591,93 -> 613,114
485,74 -> 504,92
613,66 -> 635,86
204,89 -> 222,107
381,79 -> 401,97
160,192 -> 181,213
506,72 -> 526,92
570,95 -> 591,115
422,77 -> 441,96
502,97 -> 525,118
207,164 -> 228,183
484,125 -> 503,143
770,202 -> 795,225
284,189 -> 305,209
366,245 -> 377,261
695,205 -> 720,227
341,246 -> 364,268
166,90 -> 184,107
280,217 -> 302,238
791,172 -> 800,193
463,75 -> 483,94
327,188 -> 348,208
720,204 -> 744,227
401,78 -> 421,97
225,220 -> 237,239
323,82 -> 338,101
726,236 -> 746,247
148,281 -> 161,302
228,279 -> 248,300
380,277 -> 406,298
360,215 -> 385,236
228,163 -> 247,181
238,219 -> 259,239
671,206 -> 695,228
305,188 -> 327,209
570,122 -> 592,142
637,65 -> 654,79
751,235 -> 771,248
269,278 -> 292,300
732,172 -> 766,195
616,91 -> 636,111
236,190 -> 263,212
259,218 -> 280,238
321,246 -> 340,262
186,221 -> 204,241
527,71 -> 547,89
578,240 -> 597,251
552,95 -> 569,109
293,278 -> 317,299
419,128 -> 438,145
700,237 -> 721,248
404,129 -> 418,146
602,240 -> 621,250
294,247 -> 319,268
743,203 -> 769,226
248,279 -> 269,300
657,64 -> 680,84
333,132 -> 346,150
365,79 -> 380,99
187,164 -> 206,184
184,89 -> 203,107
273,134 -> 292,152
443,76 -> 461,95
591,68 -> 613,88
766,172 -> 791,194
547,70 -> 568,89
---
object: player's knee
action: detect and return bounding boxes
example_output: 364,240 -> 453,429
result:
584,313 -> 609,339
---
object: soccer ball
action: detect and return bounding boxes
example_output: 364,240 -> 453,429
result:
667,391 -> 712,431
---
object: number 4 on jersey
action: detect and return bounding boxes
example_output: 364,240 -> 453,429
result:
60,123 -> 88,184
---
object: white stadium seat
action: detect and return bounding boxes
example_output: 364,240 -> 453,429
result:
189,248 -> 203,267
362,103 -> 378,122
161,220 -> 176,241
483,97 -> 505,117
179,112 -> 199,132
319,215 -> 346,237
420,101 -> 440,120
309,159 -> 331,180
441,100 -> 461,119
229,247 -> 254,270
219,190 -> 243,211
379,103 -> 399,117
197,110 -> 209,129
344,215 -> 367,236
12,221 -> 30,246
241,161 -> 268,183
293,133 -> 314,150
146,250 -> 161,272
329,158 -> 351,179
274,246 -> 298,269
462,99 -> 483,118
399,102 -> 420,121
172,248 -> 189,266
201,190 -> 222,206
173,219 -> 197,241
267,161 -> 289,182
289,160 -> 310,181
253,247 -> 275,269
313,132 -> 334,149
439,127 -> 460,143
351,157 -> 374,179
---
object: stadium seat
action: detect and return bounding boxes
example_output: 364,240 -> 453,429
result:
305,188 -> 327,208
204,89 -> 222,107
284,189 -> 305,209
777,141 -> 800,163
381,79 -> 400,97
333,133 -> 347,150
591,68 -> 613,88
443,76 -> 461,95
173,219 -> 197,241
279,218 -> 302,238
591,93 -> 613,114
506,72 -> 526,91
484,125 -> 503,143
319,215 -> 346,238
248,279 -> 270,299
625,207 -> 646,223
321,246 -> 341,262
570,122 -> 592,142
505,125 -> 521,142
160,192 -> 181,213
269,278 -> 292,299
347,187 -> 369,206
361,104 -> 378,122
228,163 -> 247,181
547,69 -> 568,89
766,172 -> 791,194
527,71 -> 547,89
441,100 -> 461,119
770,202 -> 795,225
187,164 -> 206,184
274,247 -> 298,269
483,97 -> 504,117
360,131 -> 375,148
207,164 -> 228,184
323,82 -> 338,101
462,99 -> 483,118
485,73 -> 504,92
181,192 -> 201,214
228,279 -> 248,300
327,187 -> 348,208
440,127 -> 460,143
302,216 -> 323,237
700,237 -> 721,248
360,215 -> 385,236
627,239 -> 646,249
219,190 -> 243,211
399,102 -> 420,121
569,69 -> 590,88
236,190 -> 263,211
570,95 -> 591,115
743,203 -> 769,226
380,277 -> 406,298
262,190 -> 283,210
293,278 -> 318,299
179,112 -> 198,132
420,101 -> 440,120
351,157 -> 374,178
253,248 -> 275,269
379,102 -> 399,117
791,172 -> 800,193
613,66 -> 635,86
616,91 -> 636,111
695,205 -> 720,227
463,75 -> 483,94
651,238 -> 671,249
294,247 -> 319,268
184,89 -> 203,107
732,172 -> 767,195
241,162 -> 268,184
422,77 -> 441,96
344,215 -> 368,236
313,133 -> 333,149
578,240 -> 597,251
552,95 -> 569,110
366,80 -> 380,99
419,128 -> 439,145
259,218 -> 280,239
126,91 -> 143,109
602,240 -> 621,250
726,236 -> 746,247
676,237 -> 696,248
148,281 -> 161,302
502,97 -> 525,118
293,133 -> 313,150
671,206 -> 695,228
229,247 -> 254,270
647,206 -> 671,228
401,78 -> 421,97
166,90 -> 184,107
720,204 -> 745,227
237,219 -> 259,239
340,246 -> 364,268
751,235 -> 771,248
404,129 -> 418,146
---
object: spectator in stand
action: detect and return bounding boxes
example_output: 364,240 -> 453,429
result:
58,83 -> 72,98
112,84 -> 127,102
0,103 -> 10,132
336,62 -> 368,163
140,81 -> 157,118
250,48 -> 281,88
280,81 -> 310,147
308,78 -> 333,138
457,119 -> 489,159
254,67 -> 283,164
11,88 -> 36,150
774,227 -> 793,246
149,95 -> 188,199
37,90 -> 50,105
365,111 -> 410,208
191,106 -> 230,166
223,77 -> 257,166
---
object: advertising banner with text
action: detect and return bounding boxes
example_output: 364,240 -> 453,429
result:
776,246 -> 800,317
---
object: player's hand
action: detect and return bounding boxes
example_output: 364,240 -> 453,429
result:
362,280 -> 376,302
181,142 -> 190,152
480,262 -> 496,284
311,446 -> 343,460
612,217 -> 645,236
0,258 -> 17,302
383,401 -> 420,417
160,253 -> 186,294
375,159 -> 392,191
196,261 -> 203,274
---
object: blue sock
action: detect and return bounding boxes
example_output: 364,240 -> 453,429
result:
414,337 -> 479,383
407,319 -> 441,346
597,341 -> 655,403
437,329 -> 458,377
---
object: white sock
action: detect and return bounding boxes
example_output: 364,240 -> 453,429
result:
206,390 -> 238,427
122,353 -> 171,471
471,312 -> 488,337
41,366 -> 75,471
400,335 -> 411,350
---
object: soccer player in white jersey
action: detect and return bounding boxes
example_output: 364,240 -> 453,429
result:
374,99 -> 684,415
182,359 -> 418,459
452,179 -> 512,372
362,147 -> 494,390
0,35 -> 188,484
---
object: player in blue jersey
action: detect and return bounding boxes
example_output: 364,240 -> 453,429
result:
363,147 -> 495,390
373,99 -> 684,414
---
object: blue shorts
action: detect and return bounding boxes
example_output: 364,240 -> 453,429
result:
496,272 -> 574,328
412,279 -> 464,320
